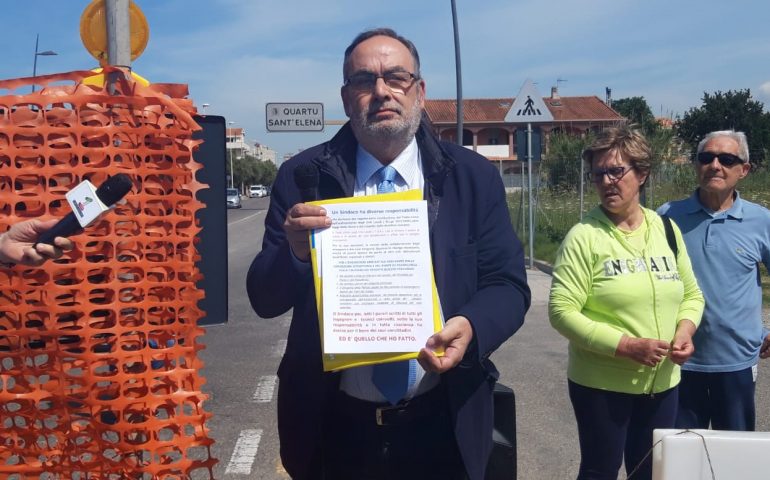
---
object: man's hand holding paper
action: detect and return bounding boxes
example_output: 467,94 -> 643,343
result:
419,315 -> 473,373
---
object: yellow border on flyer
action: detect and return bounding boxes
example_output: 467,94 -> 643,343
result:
308,189 -> 444,372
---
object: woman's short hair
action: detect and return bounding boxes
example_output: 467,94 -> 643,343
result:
582,124 -> 652,177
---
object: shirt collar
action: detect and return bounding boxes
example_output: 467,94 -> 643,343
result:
356,137 -> 420,189
689,189 -> 745,219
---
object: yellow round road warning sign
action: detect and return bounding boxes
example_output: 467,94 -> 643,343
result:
80,0 -> 149,62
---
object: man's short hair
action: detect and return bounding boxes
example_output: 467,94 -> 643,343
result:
582,124 -> 652,177
343,28 -> 421,79
696,130 -> 750,163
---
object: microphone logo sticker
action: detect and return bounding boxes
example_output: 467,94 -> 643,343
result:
72,196 -> 94,218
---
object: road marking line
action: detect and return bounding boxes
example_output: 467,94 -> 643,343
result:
252,375 -> 277,403
225,429 -> 263,475
228,211 -> 264,227
273,339 -> 287,357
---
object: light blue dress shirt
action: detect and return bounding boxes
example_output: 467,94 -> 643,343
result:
339,138 -> 442,402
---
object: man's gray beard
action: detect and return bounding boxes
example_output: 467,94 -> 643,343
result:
351,101 -> 422,152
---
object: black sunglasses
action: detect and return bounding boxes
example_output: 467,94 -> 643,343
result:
696,152 -> 744,167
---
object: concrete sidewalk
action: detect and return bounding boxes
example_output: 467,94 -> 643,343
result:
493,266 -> 770,479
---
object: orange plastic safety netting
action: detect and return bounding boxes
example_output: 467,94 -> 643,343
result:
0,69 -> 217,479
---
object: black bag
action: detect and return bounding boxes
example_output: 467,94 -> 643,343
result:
485,382 -> 517,480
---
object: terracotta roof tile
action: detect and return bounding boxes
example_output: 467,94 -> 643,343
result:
424,96 -> 622,124
423,98 -> 513,123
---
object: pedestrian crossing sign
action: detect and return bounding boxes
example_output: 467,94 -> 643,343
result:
504,79 -> 554,123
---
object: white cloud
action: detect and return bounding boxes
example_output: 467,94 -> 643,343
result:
758,81 -> 770,100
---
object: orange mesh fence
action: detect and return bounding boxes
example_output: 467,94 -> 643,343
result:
0,69 -> 217,479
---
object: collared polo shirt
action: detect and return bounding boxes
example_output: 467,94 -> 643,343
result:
658,190 -> 770,372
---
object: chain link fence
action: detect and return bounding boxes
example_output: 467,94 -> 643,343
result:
507,159 -> 770,264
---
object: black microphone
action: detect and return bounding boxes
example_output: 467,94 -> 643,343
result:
293,164 -> 319,202
37,174 -> 134,246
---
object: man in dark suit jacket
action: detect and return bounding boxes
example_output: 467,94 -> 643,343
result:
247,28 -> 530,480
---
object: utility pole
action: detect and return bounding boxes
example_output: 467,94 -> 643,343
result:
527,122 -> 534,269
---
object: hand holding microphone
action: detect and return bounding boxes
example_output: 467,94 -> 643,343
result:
37,174 -> 133,246
0,220 -> 74,267
284,164 -> 329,262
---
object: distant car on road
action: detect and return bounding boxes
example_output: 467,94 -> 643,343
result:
248,185 -> 267,198
226,188 -> 242,208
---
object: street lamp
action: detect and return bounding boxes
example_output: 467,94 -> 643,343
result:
451,0 -> 463,146
32,33 -> 57,93
228,121 -> 235,189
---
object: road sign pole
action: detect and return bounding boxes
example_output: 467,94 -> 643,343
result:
105,0 -> 131,66
506,79 -> 553,268
105,0 -> 131,92
527,122 -> 534,269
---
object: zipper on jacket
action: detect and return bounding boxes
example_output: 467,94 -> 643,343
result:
643,229 -> 664,397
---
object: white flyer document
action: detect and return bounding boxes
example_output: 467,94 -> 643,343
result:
318,200 -> 434,354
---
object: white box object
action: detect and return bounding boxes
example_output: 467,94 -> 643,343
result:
653,429 -> 770,480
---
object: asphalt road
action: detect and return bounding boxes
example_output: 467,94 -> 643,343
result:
196,195 -> 770,479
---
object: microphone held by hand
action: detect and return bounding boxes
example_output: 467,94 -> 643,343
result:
37,174 -> 133,246
293,164 -> 319,202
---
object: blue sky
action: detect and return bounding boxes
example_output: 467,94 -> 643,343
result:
2,0 -> 769,161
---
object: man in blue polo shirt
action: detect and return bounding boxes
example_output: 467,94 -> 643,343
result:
658,130 -> 770,431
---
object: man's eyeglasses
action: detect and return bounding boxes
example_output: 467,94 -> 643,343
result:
696,152 -> 745,167
344,71 -> 420,94
586,166 -> 632,183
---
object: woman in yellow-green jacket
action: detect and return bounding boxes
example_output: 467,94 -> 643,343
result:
549,125 -> 704,480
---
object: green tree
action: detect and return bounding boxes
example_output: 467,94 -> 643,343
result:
675,89 -> 770,167
611,96 -> 657,133
643,127 -> 690,207
647,127 -> 686,166
542,132 -> 594,190
254,159 -> 278,186
230,154 -> 278,189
